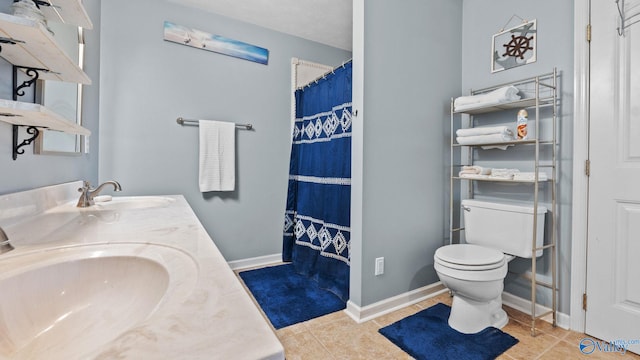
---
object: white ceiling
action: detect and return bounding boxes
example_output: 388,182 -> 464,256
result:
168,0 -> 353,51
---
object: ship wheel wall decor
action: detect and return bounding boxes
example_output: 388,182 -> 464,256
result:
491,19 -> 537,73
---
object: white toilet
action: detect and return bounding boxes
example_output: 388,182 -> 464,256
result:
434,199 -> 547,334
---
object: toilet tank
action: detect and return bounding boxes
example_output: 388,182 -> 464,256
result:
462,199 -> 547,258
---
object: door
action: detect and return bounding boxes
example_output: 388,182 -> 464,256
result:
586,0 -> 640,355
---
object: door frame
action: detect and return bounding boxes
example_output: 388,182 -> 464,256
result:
570,0 -> 590,332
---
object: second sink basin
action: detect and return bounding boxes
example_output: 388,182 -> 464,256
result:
0,243 -> 198,359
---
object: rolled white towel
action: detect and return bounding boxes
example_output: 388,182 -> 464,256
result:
456,126 -> 514,138
454,86 -> 521,110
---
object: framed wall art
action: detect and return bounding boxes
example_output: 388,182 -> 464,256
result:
491,19 -> 537,73
164,21 -> 269,65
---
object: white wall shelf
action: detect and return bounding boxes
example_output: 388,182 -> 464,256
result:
0,0 -> 93,160
39,0 -> 93,29
0,12 -> 90,84
0,99 -> 90,135
452,176 -> 549,183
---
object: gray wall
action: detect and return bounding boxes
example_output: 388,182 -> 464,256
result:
0,0 -> 100,194
352,0 -> 463,307
461,0 -> 574,314
98,0 -> 351,261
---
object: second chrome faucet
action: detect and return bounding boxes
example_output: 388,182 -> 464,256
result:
77,180 -> 122,207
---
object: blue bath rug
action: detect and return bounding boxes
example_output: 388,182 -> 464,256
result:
379,303 -> 518,360
238,264 -> 346,329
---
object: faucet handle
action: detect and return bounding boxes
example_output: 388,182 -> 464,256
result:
0,227 -> 13,254
78,181 -> 91,193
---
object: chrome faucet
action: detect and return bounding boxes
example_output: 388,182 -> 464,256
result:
77,180 -> 122,207
0,226 -> 14,255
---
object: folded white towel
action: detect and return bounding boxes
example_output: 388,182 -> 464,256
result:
490,168 -> 520,180
454,86 -> 521,111
456,126 -> 513,138
459,165 -> 492,176
459,173 -> 491,180
199,120 -> 236,192
456,133 -> 515,146
513,172 -> 548,182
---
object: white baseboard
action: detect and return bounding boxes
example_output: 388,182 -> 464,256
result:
342,284 -> 570,330
502,291 -> 571,330
344,282 -> 447,323
227,253 -> 282,271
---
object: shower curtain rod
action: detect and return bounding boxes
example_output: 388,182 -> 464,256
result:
176,117 -> 253,130
299,58 -> 352,90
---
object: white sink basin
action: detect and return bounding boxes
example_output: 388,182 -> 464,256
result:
91,196 -> 175,211
0,244 -> 198,359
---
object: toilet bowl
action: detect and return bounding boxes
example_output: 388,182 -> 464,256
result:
434,199 -> 547,334
434,244 -> 511,333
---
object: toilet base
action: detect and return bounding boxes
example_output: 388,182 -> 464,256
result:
448,294 -> 508,334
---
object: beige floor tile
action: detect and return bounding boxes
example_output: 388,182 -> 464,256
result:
277,330 -> 335,360
500,319 -> 562,360
429,291 -> 454,306
504,305 -> 533,325
414,299 -> 438,310
303,309 -> 351,327
371,304 -> 423,329
563,330 -> 590,344
307,316 -> 409,360
503,306 -> 568,340
276,321 -> 309,337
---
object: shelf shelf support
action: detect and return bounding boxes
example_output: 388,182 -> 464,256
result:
12,125 -> 42,160
12,66 -> 44,100
30,0 -> 56,9
0,36 -> 25,54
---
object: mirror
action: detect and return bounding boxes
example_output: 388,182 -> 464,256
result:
34,22 -> 84,155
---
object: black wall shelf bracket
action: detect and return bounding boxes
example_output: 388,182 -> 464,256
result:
13,66 -> 42,99
0,36 -> 21,45
0,36 -> 24,54
29,0 -> 58,9
12,125 -> 43,160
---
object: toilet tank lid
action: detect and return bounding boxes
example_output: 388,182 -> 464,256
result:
462,199 -> 547,214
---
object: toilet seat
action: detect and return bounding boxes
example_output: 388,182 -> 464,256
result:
435,244 -> 505,271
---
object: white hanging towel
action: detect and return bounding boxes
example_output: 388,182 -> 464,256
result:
199,120 -> 236,192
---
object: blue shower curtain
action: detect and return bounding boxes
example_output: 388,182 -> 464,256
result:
283,61 -> 352,302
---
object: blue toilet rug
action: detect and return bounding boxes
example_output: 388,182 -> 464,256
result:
379,303 -> 519,360
238,263 -> 346,329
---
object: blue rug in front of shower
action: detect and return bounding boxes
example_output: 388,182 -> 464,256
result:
379,303 -> 518,360
239,264 -> 346,329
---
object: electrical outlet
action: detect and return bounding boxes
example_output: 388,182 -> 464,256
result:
375,257 -> 384,276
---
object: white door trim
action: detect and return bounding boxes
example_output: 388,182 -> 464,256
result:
570,0 -> 590,332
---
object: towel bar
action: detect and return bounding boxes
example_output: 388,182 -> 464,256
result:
176,117 -> 253,130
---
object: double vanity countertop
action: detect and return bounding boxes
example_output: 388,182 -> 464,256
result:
0,181 -> 284,359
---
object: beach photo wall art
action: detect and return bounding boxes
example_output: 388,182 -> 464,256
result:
163,21 -> 269,65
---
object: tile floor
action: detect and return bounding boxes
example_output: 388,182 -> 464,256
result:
237,273 -> 640,360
